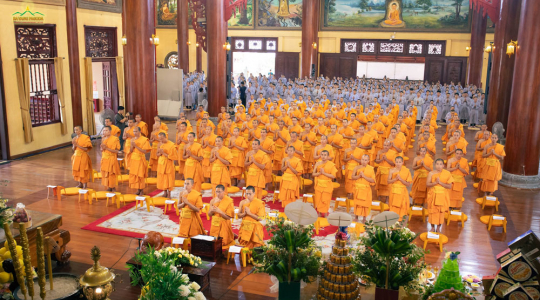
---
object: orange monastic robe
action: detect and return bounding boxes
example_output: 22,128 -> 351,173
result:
301,131 -> 317,173
149,130 -> 167,172
157,140 -> 178,192
123,126 -> 135,167
238,198 -> 265,249
279,157 -> 304,207
353,165 -> 376,217
447,137 -> 468,160
313,161 -> 338,214
261,137 -> 276,183
376,151 -> 397,197
328,133 -> 344,179
128,136 -> 152,189
344,148 -> 363,194
209,196 -> 235,248
176,131 -> 189,175
411,156 -> 433,204
389,166 -> 412,220
184,142 -> 204,191
427,170 -> 454,225
110,125 -> 121,138
246,150 -> 270,199
178,190 -> 206,237
229,137 -> 248,179
479,143 -> 505,193
137,121 -> 149,137
211,147 -> 233,189
100,136 -> 120,188
72,134 -> 93,183
273,129 -> 290,170
449,157 -> 468,208
202,134 -> 217,178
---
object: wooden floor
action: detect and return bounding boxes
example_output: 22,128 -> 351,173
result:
1,115 -> 539,299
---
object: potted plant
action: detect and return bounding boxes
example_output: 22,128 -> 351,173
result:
353,221 -> 427,300
252,217 -> 322,300
0,199 -> 13,228
127,247 -> 206,300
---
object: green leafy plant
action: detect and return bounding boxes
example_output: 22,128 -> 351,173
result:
252,217 -> 322,283
127,247 -> 206,300
353,221 -> 427,291
0,199 -> 13,226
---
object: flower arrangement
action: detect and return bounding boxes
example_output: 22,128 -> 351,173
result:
127,247 -> 206,300
353,221 -> 427,292
0,199 -> 13,226
155,247 -> 202,267
252,217 -> 322,283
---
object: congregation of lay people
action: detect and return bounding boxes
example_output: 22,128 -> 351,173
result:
69,72 -> 506,253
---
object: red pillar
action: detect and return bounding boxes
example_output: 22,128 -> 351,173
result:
486,0 -> 522,129
466,8 -> 487,87
196,42 -> 202,72
123,0 -> 156,124
206,0 -> 227,116
65,0 -> 83,127
502,0 -> 540,187
177,0 -> 189,73
301,0 -> 319,78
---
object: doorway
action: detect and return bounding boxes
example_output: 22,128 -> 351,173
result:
91,58 -> 119,132
356,61 -> 425,80
232,52 -> 276,80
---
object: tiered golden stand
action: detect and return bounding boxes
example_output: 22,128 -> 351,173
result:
318,238 -> 360,300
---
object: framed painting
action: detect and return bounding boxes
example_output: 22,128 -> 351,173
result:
77,0 -> 122,13
322,0 -> 471,32
6,0 -> 65,6
256,0 -> 303,30
156,0 -> 193,28
228,0 -> 255,29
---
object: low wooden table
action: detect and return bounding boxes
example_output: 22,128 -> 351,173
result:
0,210 -> 71,266
126,257 -> 216,292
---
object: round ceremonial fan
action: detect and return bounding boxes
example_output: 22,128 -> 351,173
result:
327,212 -> 353,227
372,211 -> 400,228
284,200 -> 318,225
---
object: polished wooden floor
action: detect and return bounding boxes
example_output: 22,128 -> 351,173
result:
1,115 -> 539,299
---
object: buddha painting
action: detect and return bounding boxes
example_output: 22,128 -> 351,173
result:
277,0 -> 290,17
160,1 -> 176,22
380,1 -> 405,28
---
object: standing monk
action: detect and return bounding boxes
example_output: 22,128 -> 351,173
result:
135,114 -> 148,137
312,150 -> 338,217
100,126 -> 121,191
201,125 -> 217,182
72,126 -> 93,188
327,124 -> 344,179
447,149 -> 468,209
210,136 -> 233,192
104,118 -> 121,137
175,122 -> 189,180
245,140 -> 270,199
238,186 -> 265,249
411,147 -> 433,206
177,178 -> 206,238
279,146 -> 303,207
374,141 -> 396,203
228,127 -> 248,187
300,123 -> 317,177
156,132 -> 178,198
129,127 -> 152,195
149,122 -> 167,172
183,132 -> 203,191
479,134 -> 505,196
426,159 -> 454,233
209,185 -> 235,248
259,128 -> 276,186
273,120 -> 290,173
388,156 -> 412,222
123,119 -> 136,168
351,154 -> 376,223
343,138 -> 363,199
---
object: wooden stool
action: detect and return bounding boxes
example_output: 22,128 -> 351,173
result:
226,246 -> 250,267
333,197 -> 351,213
371,200 -> 389,212
315,217 -> 330,235
106,192 -> 121,207
349,222 -> 365,235
78,189 -> 94,203
164,199 -> 179,216
135,195 -> 153,212
272,191 -> 280,205
475,196 -> 500,211
46,185 -> 63,201
302,193 -> 314,204
172,237 -> 190,251
419,232 -> 448,252
117,158 -> 125,169
91,170 -> 102,182
444,210 -> 468,226
234,208 -> 240,220
272,175 -> 282,190
301,178 -> 313,193
201,203 -> 211,220
407,206 -> 427,222
480,215 -> 507,232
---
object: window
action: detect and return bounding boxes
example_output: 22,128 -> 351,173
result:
379,42 -> 404,53
344,42 -> 357,53
361,42 -> 375,53
428,44 -> 443,55
248,40 -> 262,50
15,24 -> 59,126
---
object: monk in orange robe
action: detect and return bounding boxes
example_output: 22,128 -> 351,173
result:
155,115 -> 168,132
286,131 -> 304,162
356,126 -> 374,158
411,147 -> 433,205
149,122 -> 167,172
313,117 -> 328,142
99,126 -> 121,191
135,114 -> 148,137
372,115 -> 386,152
238,186 -> 265,249
351,154 -> 376,222
201,125 -> 217,182
128,126 -> 152,195
176,122 -> 190,179
426,159 -> 454,232
259,128 -> 275,185
123,119 -> 135,168
104,118 -> 121,137
177,178 -> 206,238
446,130 -> 468,160
229,127 -> 248,186
157,132 -> 178,197
447,149 -> 469,209
273,120 -> 290,172
327,124 -> 344,179
343,138 -> 363,198
279,146 -> 304,207
210,136 -> 233,192
313,135 -> 335,162
479,134 -> 505,196
374,140 -> 396,203
301,123 -> 317,177
418,131 -> 437,159
183,132 -> 203,192
313,150 -> 338,217
208,184 -> 235,248
72,126 -> 93,188
472,130 -> 491,179
388,156 -> 412,222
245,140 -> 270,199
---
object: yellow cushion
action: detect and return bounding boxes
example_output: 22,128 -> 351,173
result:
121,194 -> 139,202
175,166 -> 180,172
201,183 -> 213,190
262,190 -> 268,197
152,197 -> 168,206
93,191 -> 110,199
174,180 -> 185,187
332,182 -> 340,189
117,174 -> 129,182
274,176 -> 282,182
227,187 -> 240,194
303,179 -> 313,186
403,157 -> 410,161
61,187 -> 80,195
145,178 -> 158,185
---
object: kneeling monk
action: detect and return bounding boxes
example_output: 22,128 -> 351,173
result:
238,186 -> 265,249
279,146 -> 304,207
209,184 -> 235,248
351,154 -> 376,223
177,178 -> 206,237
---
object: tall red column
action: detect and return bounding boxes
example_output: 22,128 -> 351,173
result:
196,43 -> 202,72
123,0 -> 156,124
206,0 -> 227,116
486,0 -> 522,129
466,8 -> 487,87
501,0 -> 540,188
65,0 -> 83,127
177,0 -> 189,73
301,0 -> 319,78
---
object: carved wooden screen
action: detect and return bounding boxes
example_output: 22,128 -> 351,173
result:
15,24 -> 57,58
84,26 -> 118,58
342,39 -> 445,57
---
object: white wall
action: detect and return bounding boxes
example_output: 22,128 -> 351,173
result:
357,61 -> 425,80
